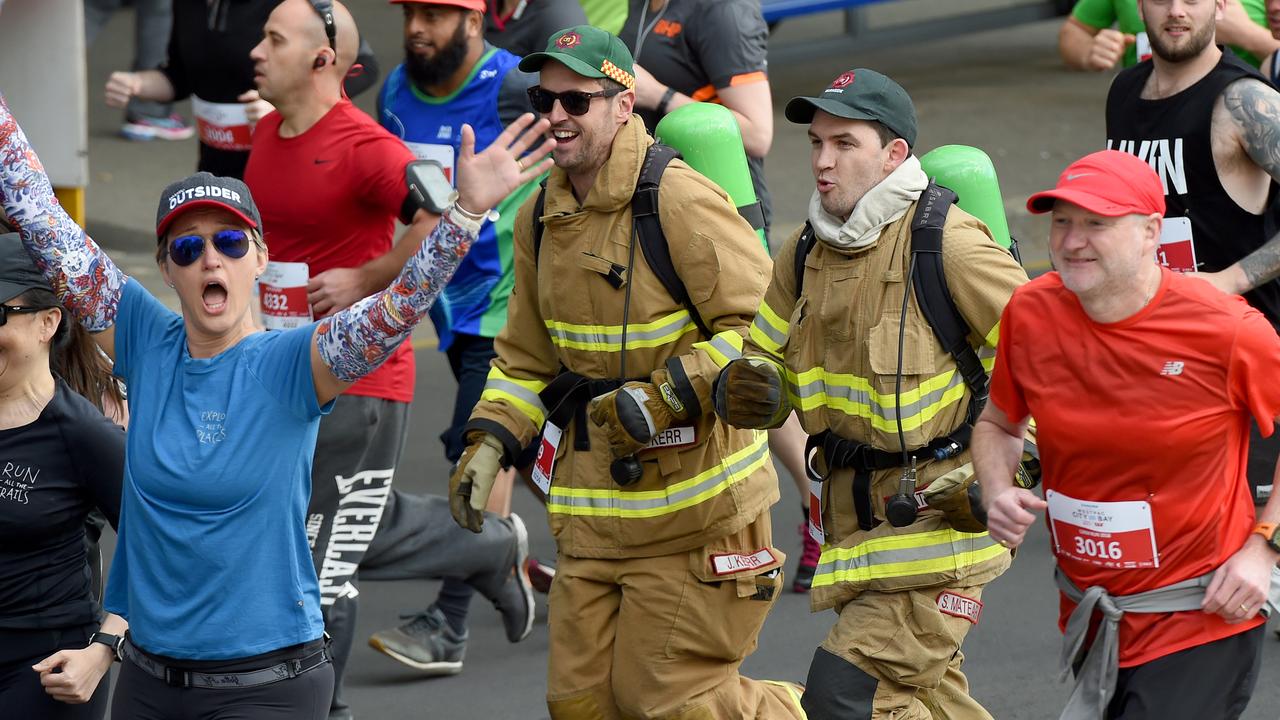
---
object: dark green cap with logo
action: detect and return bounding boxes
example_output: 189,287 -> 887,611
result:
518,25 -> 636,90
785,68 -> 917,147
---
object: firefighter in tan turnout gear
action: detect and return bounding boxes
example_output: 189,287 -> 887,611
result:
446,25 -> 806,719
715,69 -> 1028,719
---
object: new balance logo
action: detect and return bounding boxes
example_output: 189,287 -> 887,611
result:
1160,361 -> 1184,376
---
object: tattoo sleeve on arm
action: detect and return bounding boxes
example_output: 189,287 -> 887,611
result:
315,212 -> 476,382
1225,80 -> 1280,288
0,95 -> 125,330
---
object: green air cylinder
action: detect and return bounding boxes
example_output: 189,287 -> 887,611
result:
919,145 -> 1012,250
655,102 -> 766,248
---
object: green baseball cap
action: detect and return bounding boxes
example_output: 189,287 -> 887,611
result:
518,25 -> 636,89
785,68 -> 917,147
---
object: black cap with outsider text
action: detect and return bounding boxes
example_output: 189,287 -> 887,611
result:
784,68 -> 918,148
0,232 -> 54,304
155,172 -> 261,240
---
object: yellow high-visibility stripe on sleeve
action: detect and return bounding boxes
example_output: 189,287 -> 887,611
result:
693,330 -> 744,369
479,367 -> 548,428
749,300 -> 789,356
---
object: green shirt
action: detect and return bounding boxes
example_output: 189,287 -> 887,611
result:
580,0 -> 628,33
1071,0 -> 1268,67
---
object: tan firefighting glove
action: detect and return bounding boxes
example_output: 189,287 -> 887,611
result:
713,357 -> 791,429
924,435 -> 1041,533
448,432 -> 504,533
588,367 -> 691,460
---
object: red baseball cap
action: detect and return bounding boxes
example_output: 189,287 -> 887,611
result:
389,0 -> 486,10
1026,150 -> 1165,217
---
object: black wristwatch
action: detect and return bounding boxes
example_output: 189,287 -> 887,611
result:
656,86 -> 677,116
88,632 -> 124,662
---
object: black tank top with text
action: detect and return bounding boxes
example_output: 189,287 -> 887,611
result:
1106,50 -> 1280,326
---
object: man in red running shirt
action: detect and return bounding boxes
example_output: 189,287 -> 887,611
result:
243,2 -> 534,718
973,149 -> 1280,720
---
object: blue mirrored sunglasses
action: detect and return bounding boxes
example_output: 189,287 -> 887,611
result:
168,229 -> 252,267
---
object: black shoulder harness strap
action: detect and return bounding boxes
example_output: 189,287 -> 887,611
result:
792,182 -> 987,420
910,183 -> 987,421
531,143 -> 711,338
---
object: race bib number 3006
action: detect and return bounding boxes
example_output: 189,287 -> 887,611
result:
1047,490 -> 1159,569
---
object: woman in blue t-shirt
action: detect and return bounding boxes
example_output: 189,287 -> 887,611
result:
0,91 -> 551,719
0,232 -> 127,719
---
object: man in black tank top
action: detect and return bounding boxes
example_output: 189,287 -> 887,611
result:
1106,0 -> 1280,508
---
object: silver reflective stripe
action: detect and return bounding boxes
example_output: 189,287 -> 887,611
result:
751,313 -> 787,347
791,368 -> 966,421
550,437 -> 768,514
708,334 -> 743,362
482,378 -> 547,416
546,312 -> 695,348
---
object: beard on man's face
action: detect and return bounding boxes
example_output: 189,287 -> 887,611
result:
1147,17 -> 1216,63
403,20 -> 470,88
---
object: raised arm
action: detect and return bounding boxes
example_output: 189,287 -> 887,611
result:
0,94 -> 125,358
308,114 -> 554,405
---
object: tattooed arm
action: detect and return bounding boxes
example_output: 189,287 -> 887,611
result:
309,114 -> 555,405
1217,78 -> 1280,294
0,95 -> 126,357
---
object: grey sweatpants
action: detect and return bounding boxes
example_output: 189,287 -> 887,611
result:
306,395 -> 515,715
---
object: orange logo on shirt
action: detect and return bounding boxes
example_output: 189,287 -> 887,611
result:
653,19 -> 683,38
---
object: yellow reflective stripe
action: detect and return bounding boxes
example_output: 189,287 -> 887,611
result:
810,529 -> 1004,588
544,310 -> 696,351
984,320 -> 1000,349
694,330 -> 744,369
749,300 -> 789,355
785,366 -> 968,433
480,368 -> 548,427
762,681 -> 807,719
546,431 -> 769,518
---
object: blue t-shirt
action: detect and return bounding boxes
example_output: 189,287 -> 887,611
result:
104,280 -> 329,660
378,45 -> 535,349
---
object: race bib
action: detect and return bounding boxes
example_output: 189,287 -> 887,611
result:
808,479 -> 824,544
258,261 -> 312,330
192,97 -> 253,152
1155,216 -> 1197,273
403,141 -> 456,183
530,421 -> 562,495
1047,490 -> 1159,569
1136,32 -> 1152,63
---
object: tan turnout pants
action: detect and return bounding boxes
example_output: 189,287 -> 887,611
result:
545,514 -> 806,720
802,584 -> 993,719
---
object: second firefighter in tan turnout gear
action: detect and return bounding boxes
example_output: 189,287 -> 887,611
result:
447,25 -> 806,719
716,68 -> 1028,719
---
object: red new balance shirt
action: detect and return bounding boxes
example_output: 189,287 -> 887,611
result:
246,100 -> 417,403
989,268 -> 1279,667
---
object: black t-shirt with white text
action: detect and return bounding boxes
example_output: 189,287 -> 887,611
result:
0,381 -> 124,630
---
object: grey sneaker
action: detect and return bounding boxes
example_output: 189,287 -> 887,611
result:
367,605 -> 467,675
493,513 -> 536,643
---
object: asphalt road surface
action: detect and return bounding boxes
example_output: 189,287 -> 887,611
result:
64,1 -> 1279,717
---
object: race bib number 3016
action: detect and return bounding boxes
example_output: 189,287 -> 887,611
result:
1046,490 -> 1159,569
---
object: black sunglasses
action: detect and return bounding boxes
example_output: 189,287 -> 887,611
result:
527,86 -> 623,116
168,229 -> 252,267
0,304 -> 44,327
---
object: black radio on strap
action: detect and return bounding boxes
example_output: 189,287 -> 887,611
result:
531,143 -> 712,338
